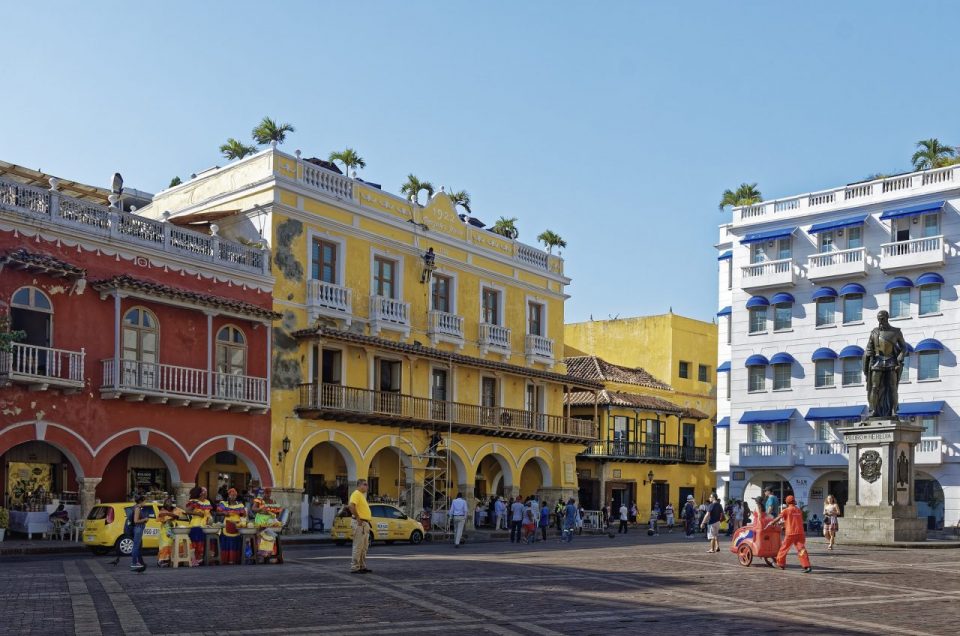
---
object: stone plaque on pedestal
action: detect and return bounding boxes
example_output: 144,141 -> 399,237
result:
837,418 -> 926,544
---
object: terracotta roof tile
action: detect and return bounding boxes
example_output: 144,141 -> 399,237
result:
90,275 -> 280,321
2,249 -> 86,278
565,390 -> 684,414
293,325 -> 604,389
563,356 -> 672,391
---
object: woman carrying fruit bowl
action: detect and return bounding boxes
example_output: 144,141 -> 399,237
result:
218,488 -> 247,564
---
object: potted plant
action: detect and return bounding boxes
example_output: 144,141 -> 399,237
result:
0,507 -> 9,542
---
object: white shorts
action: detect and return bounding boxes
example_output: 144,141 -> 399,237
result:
706,522 -> 721,540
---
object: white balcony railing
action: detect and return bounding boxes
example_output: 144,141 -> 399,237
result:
479,323 -> 511,354
306,279 -> 352,321
807,247 -> 867,280
525,334 -> 554,360
370,296 -> 410,325
301,162 -> 354,200
740,258 -> 795,289
916,436 -> 942,465
428,310 -> 464,340
805,441 -> 847,456
879,235 -> 944,272
101,359 -> 267,408
0,342 -> 85,390
739,442 -> 795,468
0,177 -> 267,275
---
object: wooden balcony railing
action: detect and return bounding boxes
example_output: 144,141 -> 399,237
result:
580,440 -> 708,464
297,382 -> 596,441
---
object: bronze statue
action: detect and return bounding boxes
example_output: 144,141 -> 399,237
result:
863,310 -> 907,418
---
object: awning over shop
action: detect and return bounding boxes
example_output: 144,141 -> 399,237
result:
717,361 -> 731,373
811,347 -> 837,361
885,276 -> 914,290
771,292 -> 795,304
740,226 -> 797,244
804,405 -> 866,421
916,272 -> 945,286
739,409 -> 795,424
838,345 -> 864,358
808,213 -> 870,235
717,306 -> 732,317
718,250 -> 732,260
812,286 -> 838,300
716,416 -> 730,429
839,283 -> 866,296
744,354 -> 769,367
898,401 -> 945,417
769,352 -> 796,365
879,200 -> 945,220
915,338 -> 945,352
746,295 -> 769,308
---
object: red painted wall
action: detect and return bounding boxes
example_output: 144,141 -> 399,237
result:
0,230 -> 274,490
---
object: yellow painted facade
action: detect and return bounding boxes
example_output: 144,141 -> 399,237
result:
145,149 -> 598,529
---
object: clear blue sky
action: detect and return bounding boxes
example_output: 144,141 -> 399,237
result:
4,2 -> 958,323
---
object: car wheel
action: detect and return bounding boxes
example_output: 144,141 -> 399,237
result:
409,530 -> 423,545
115,536 -> 134,556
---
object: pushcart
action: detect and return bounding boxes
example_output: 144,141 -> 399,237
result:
729,512 -> 781,567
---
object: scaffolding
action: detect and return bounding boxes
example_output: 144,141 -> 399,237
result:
421,423 -> 453,541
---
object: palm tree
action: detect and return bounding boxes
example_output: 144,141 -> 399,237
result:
718,183 -> 762,211
537,229 -> 566,254
328,148 -> 366,177
251,116 -> 295,146
220,138 -> 258,160
448,190 -> 471,213
491,217 -> 519,239
911,138 -> 956,170
400,174 -> 435,204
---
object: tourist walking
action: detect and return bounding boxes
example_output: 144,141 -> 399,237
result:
348,479 -> 373,574
766,495 -> 812,573
130,494 -> 148,572
562,498 -> 578,543
494,497 -> 506,530
449,492 -> 468,547
823,494 -> 841,550
764,487 -> 779,516
682,495 -> 696,538
510,496 -> 525,543
618,502 -> 629,534
664,502 -> 675,533
629,502 -> 638,525
539,501 -> 551,542
648,503 -> 659,535
701,493 -> 723,553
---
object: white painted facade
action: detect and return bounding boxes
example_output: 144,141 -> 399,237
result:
714,165 -> 960,529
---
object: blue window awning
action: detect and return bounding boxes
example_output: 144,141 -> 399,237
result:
904,341 -> 914,353
746,295 -> 769,308
839,283 -> 866,296
717,361 -> 731,373
812,286 -> 838,300
885,276 -> 914,291
718,250 -> 732,261
915,338 -> 944,352
808,213 -> 870,235
804,405 -> 866,421
880,200 -> 945,220
838,345 -> 864,358
769,352 -> 795,365
917,272 -> 945,286
770,292 -> 795,305
717,306 -> 732,317
739,409 -> 795,424
744,354 -> 769,367
811,347 -> 838,361
716,416 -> 730,429
899,401 -> 945,417
740,226 -> 797,245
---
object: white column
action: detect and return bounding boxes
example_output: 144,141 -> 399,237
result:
206,313 -> 214,398
266,321 -> 272,406
113,293 -> 121,386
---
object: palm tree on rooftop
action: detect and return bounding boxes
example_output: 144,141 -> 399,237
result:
537,229 -> 566,254
328,148 -> 366,177
911,138 -> 956,171
491,217 -> 519,239
220,138 -> 258,160
448,190 -> 471,213
251,116 -> 295,146
400,174 -> 435,205
718,183 -> 762,211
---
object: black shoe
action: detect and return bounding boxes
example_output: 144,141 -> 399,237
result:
802,567 -> 812,573
350,569 -> 362,574
360,568 -> 373,573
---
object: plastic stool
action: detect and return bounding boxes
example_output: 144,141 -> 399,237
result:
171,534 -> 192,568
203,533 -> 221,565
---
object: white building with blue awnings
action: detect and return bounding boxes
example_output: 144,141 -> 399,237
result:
715,164 -> 960,528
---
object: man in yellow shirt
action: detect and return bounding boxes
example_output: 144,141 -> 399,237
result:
348,479 -> 372,574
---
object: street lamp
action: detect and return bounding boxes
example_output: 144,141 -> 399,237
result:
278,435 -> 291,463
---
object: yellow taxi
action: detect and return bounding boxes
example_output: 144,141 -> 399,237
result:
83,502 -> 163,555
331,503 -> 424,545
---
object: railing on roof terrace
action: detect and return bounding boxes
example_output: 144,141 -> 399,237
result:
734,165 -> 960,224
0,177 -> 267,275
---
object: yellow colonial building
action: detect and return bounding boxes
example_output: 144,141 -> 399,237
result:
143,147 -> 600,531
564,314 -> 718,513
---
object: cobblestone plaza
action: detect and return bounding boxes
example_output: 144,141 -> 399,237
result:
2,535 -> 959,635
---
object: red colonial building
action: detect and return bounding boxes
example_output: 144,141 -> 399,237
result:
0,163 -> 277,522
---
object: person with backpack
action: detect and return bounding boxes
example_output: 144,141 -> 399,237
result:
130,494 -> 149,572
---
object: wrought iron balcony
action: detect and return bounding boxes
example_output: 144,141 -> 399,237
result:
100,359 -> 268,412
297,382 -> 595,443
579,440 -> 708,464
0,342 -> 85,392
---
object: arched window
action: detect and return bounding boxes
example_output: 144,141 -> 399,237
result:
216,325 -> 246,375
10,286 -> 53,348
122,307 -> 159,363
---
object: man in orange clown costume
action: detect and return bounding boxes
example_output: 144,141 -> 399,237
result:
765,495 -> 811,573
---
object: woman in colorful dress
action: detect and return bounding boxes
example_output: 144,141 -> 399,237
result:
186,486 -> 212,566
218,488 -> 246,564
156,497 -> 184,568
253,494 -> 283,562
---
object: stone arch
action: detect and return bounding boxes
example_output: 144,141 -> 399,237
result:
470,445 -> 515,492
362,435 -> 421,468
807,470 -> 848,520
185,435 -> 275,488
0,420 -> 94,479
292,429 -> 361,489
741,471 -> 792,506
518,455 -> 553,491
517,448 -> 554,488
90,429 -> 188,482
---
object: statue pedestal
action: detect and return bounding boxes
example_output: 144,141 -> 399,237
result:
837,418 -> 926,544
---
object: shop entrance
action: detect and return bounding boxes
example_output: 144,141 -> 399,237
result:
651,482 -> 669,512
678,486 -> 695,506
827,479 -> 848,515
